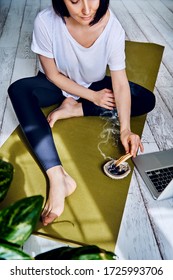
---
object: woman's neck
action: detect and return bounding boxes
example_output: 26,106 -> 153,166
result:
64,10 -> 110,48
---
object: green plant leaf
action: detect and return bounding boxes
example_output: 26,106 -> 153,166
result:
35,245 -> 117,260
0,159 -> 14,202
73,252 -> 116,260
0,243 -> 33,260
0,195 -> 43,246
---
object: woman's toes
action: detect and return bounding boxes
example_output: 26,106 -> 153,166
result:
42,211 -> 58,226
48,118 -> 54,128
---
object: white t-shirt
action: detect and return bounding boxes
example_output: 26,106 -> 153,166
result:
31,6 -> 126,100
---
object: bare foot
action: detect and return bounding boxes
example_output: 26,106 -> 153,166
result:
47,97 -> 83,128
42,166 -> 77,226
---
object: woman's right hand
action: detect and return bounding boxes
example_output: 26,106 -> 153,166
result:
92,88 -> 116,110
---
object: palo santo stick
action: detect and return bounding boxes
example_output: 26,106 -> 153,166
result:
114,153 -> 132,167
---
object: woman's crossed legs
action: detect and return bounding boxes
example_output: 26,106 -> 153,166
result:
8,72 -> 155,225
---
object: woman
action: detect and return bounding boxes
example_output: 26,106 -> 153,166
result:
8,0 -> 155,226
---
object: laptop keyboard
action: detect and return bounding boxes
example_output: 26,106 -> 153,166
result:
146,166 -> 173,193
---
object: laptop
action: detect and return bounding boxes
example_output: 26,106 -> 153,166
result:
132,148 -> 173,200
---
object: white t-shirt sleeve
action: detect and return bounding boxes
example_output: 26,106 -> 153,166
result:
31,11 -> 54,58
108,26 -> 126,71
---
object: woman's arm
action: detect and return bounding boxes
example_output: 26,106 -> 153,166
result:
39,55 -> 95,100
111,69 -> 144,157
39,55 -> 115,110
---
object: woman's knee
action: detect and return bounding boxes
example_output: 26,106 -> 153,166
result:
131,91 -> 156,116
8,77 -> 37,107
8,79 -> 25,100
130,81 -> 156,116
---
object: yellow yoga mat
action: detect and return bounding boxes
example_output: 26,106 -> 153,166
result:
0,41 -> 164,252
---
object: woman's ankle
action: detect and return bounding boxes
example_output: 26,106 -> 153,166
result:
46,165 -> 64,180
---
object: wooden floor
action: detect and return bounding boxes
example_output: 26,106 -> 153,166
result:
0,0 -> 173,259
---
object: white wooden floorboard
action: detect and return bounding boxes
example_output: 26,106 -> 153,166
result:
147,88 -> 173,150
110,1 -> 148,42
0,0 -> 27,142
137,169 -> 173,260
150,0 -> 173,29
162,0 -> 173,12
23,235 -> 68,259
115,169 -> 162,260
0,0 -> 11,36
156,63 -> 173,89
132,1 -> 173,76
158,87 -> 173,117
136,0 -> 173,44
0,0 -> 49,146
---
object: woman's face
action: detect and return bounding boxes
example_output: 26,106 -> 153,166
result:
63,0 -> 100,25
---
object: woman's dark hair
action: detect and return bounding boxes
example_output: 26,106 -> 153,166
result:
52,0 -> 110,26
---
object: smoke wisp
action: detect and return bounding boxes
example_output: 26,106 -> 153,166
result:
98,110 -> 120,160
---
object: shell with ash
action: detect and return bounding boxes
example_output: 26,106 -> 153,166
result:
103,159 -> 131,179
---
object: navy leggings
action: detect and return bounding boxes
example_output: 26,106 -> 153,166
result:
8,71 -> 155,171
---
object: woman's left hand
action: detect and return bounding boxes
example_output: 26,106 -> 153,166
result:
120,129 -> 144,157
